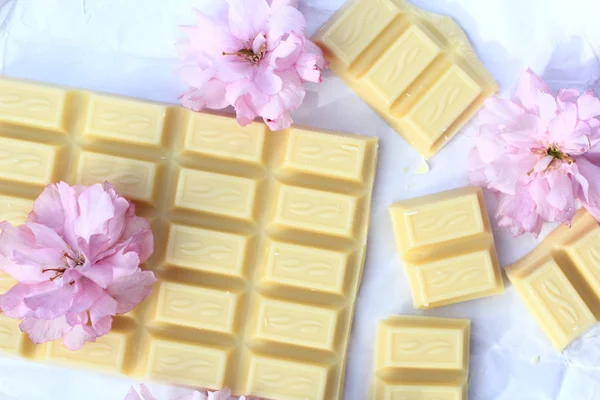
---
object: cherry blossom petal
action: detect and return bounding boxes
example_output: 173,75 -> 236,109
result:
578,90 -> 600,120
30,183 -> 66,237
548,101 -> 577,143
537,92 -> 558,124
125,388 -> 143,400
24,284 -> 75,319
25,222 -> 69,253
546,171 -> 576,218
260,70 -> 305,121
513,68 -> 552,111
188,9 -> 241,56
74,186 -> 119,262
176,64 -> 215,89
62,323 -> 97,350
252,33 -> 267,55
532,155 -> 554,173
267,4 -> 306,48
557,88 -> 580,112
233,94 -> 259,126
65,310 -> 87,327
122,208 -> 153,253
227,0 -> 270,41
68,277 -> 106,315
474,125 -> 508,162
73,184 -> 115,240
0,281 -> 55,318
500,114 -> 542,148
226,79 -> 269,124
270,0 -> 299,8
207,388 -> 232,400
265,111 -> 293,131
487,154 -> 537,195
576,155 -> 600,208
268,33 -> 303,71
466,149 -> 488,187
255,65 -> 283,95
108,271 -> 157,314
78,258 -> 115,288
88,292 -> 118,329
90,313 -> 113,338
529,176 -> 563,222
20,316 -> 72,344
479,96 -> 524,126
140,385 -> 159,400
180,80 -> 230,111
0,223 -> 63,282
56,182 -> 81,249
295,40 -> 326,83
496,190 -> 544,237
88,249 -> 139,285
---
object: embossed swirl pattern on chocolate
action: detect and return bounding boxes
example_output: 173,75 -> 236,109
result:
506,210 -> 600,350
0,78 -> 378,400
313,0 -> 498,159
371,316 -> 470,400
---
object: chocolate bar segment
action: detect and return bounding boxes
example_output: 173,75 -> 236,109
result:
506,210 -> 600,350
313,0 -> 497,158
390,187 -> 504,308
371,316 -> 470,399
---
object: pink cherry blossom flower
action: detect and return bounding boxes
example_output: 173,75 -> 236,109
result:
125,385 -> 246,400
0,182 -> 156,350
468,68 -> 600,236
176,0 -> 326,131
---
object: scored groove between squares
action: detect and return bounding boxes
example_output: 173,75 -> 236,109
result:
0,79 -> 378,400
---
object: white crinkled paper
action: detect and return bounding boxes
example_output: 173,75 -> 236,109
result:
0,0 -> 599,399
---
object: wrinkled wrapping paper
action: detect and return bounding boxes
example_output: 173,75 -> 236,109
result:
0,0 -> 599,399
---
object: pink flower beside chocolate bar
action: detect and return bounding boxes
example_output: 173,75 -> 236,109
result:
176,0 -> 326,131
468,69 -> 600,236
0,182 -> 156,350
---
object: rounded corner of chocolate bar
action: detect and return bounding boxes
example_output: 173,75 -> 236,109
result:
503,262 -> 522,282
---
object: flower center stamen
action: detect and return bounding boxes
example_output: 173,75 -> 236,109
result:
222,43 -> 266,64
546,145 -> 575,164
42,250 -> 85,281
528,145 -> 576,175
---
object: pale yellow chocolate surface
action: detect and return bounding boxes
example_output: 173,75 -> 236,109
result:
313,0 -> 498,159
371,316 -> 469,400
390,187 -> 504,308
506,210 -> 600,350
0,77 -> 379,400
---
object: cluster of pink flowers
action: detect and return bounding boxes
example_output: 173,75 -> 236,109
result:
125,385 -> 245,400
176,0 -> 326,131
468,69 -> 600,236
0,182 -> 156,349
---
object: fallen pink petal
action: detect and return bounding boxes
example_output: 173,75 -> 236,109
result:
176,0 -> 326,130
125,385 -> 247,400
0,182 -> 156,350
468,68 -> 600,236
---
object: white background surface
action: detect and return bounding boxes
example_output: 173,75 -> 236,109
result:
0,0 -> 599,399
